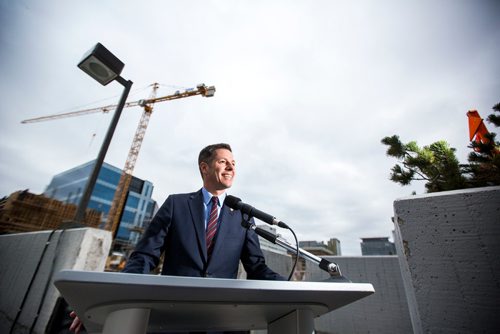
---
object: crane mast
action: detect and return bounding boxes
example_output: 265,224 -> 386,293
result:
105,83 -> 159,236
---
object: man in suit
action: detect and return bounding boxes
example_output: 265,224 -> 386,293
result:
123,143 -> 283,279
70,143 -> 283,333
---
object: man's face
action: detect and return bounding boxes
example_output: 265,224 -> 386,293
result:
201,148 -> 236,194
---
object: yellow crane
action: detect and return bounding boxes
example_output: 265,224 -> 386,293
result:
22,83 -> 216,237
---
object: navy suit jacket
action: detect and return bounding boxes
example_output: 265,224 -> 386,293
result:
124,189 -> 284,280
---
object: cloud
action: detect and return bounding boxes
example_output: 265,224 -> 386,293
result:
1,0 -> 499,256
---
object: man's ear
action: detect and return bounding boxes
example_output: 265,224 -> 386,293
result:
199,162 -> 208,177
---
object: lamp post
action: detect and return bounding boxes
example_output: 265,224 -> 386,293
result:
73,43 -> 133,224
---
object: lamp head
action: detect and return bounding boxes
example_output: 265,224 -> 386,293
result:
78,43 -> 124,86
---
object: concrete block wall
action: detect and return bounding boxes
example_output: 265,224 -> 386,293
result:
393,186 -> 500,333
0,228 -> 112,334
238,249 -> 293,280
307,256 -> 413,334
261,249 -> 294,278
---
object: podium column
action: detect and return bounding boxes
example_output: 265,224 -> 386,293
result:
101,308 -> 150,334
268,309 -> 314,334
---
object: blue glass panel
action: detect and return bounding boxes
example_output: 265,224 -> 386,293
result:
121,210 -> 136,224
92,182 -> 116,202
88,200 -> 109,214
45,179 -> 87,201
146,201 -> 155,217
115,226 -> 130,240
98,165 -> 121,185
126,195 -> 139,209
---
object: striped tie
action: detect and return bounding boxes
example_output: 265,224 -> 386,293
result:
206,196 -> 219,258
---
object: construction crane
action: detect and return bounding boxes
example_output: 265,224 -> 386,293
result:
467,110 -> 492,149
467,109 -> 499,157
22,83 -> 216,237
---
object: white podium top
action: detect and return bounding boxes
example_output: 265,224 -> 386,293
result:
54,270 -> 374,333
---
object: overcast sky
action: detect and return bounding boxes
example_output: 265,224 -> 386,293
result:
1,0 -> 499,255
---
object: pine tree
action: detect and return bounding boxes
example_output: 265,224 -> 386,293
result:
381,135 -> 466,193
382,103 -> 500,192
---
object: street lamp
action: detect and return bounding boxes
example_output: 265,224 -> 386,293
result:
73,43 -> 133,224
78,43 -> 125,86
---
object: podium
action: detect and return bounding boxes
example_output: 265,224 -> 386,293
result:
54,270 -> 374,334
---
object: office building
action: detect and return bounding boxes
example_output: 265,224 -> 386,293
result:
299,240 -> 335,256
360,237 -> 396,255
327,238 -> 342,255
255,224 -> 289,256
44,160 -> 156,249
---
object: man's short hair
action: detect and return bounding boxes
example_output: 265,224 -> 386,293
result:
198,143 -> 232,169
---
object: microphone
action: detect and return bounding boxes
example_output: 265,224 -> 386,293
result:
225,195 -> 289,229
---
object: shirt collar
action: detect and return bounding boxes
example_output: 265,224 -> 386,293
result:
202,187 -> 226,207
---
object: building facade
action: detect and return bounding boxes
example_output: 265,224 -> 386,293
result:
44,160 -> 156,249
255,224 -> 289,256
327,238 -> 342,255
299,240 -> 335,256
360,237 -> 396,255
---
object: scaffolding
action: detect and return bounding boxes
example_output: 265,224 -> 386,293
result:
0,190 -> 102,234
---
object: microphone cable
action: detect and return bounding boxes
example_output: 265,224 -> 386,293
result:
286,226 -> 300,281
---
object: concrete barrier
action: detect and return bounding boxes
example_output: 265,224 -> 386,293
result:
308,256 -> 413,334
393,186 -> 500,333
0,228 -> 112,334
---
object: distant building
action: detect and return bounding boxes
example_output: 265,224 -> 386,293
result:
284,238 -> 342,281
254,224 -> 289,256
44,160 -> 156,250
360,237 -> 396,255
327,238 -> 342,255
299,240 -> 335,256
0,190 -> 101,234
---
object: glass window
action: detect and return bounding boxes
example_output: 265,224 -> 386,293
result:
92,182 -> 116,202
98,166 -> 121,185
116,226 -> 131,240
129,177 -> 144,194
121,210 -> 136,224
45,179 -> 87,201
88,201 -> 110,214
126,195 -> 139,209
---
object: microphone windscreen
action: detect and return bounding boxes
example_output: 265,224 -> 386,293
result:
225,195 -> 242,209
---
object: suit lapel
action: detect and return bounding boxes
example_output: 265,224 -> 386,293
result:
188,190 -> 208,261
